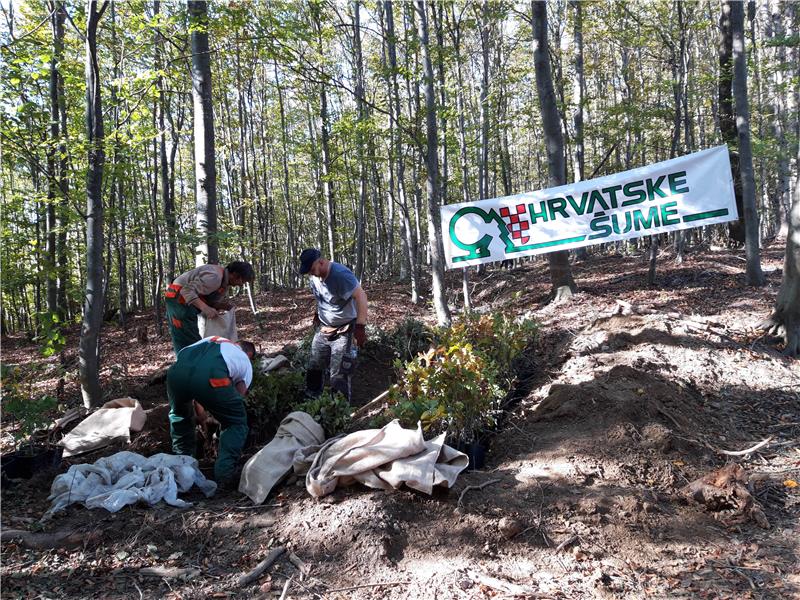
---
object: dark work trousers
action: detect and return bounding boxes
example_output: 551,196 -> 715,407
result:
305,327 -> 357,402
167,341 -> 248,484
165,294 -> 201,356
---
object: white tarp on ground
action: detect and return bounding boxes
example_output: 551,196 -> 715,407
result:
199,310 -> 238,341
296,420 -> 469,498
44,451 -> 216,519
59,398 -> 147,457
239,411 -> 326,504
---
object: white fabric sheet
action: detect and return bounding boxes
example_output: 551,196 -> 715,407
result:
59,398 -> 146,457
295,420 -> 469,498
239,412 -> 325,504
44,451 -> 216,519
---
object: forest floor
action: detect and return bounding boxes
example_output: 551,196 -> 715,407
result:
2,240 -> 799,600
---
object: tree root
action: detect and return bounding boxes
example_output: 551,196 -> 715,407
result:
759,312 -> 800,358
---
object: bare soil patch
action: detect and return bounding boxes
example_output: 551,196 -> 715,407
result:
2,242 -> 799,599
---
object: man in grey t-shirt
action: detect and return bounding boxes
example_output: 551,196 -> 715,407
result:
299,248 -> 368,402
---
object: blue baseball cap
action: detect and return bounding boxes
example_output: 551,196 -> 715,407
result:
299,248 -> 321,274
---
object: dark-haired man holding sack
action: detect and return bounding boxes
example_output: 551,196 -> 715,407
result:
164,261 -> 255,355
299,248 -> 368,403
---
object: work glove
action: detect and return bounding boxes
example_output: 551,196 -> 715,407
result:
354,323 -> 367,348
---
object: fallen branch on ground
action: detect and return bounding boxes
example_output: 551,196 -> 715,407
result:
717,437 -> 773,456
325,581 -> 408,593
1,528 -> 100,550
469,571 -> 540,597
288,552 -> 310,576
457,478 -> 501,509
139,567 -> 200,580
236,546 -> 286,588
554,534 -> 579,553
278,574 -> 294,600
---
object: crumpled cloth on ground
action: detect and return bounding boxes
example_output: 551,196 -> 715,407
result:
239,412 -> 325,504
199,310 -> 238,341
295,419 -> 469,497
258,354 -> 290,374
59,398 -> 147,457
44,451 -> 216,519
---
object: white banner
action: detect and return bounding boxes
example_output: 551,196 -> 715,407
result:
441,145 -> 737,268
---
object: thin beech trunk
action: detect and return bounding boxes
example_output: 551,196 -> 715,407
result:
761,137 -> 800,356
730,0 -> 765,286
570,0 -> 587,262
448,6 -> 472,310
720,1 -> 746,244
273,61 -> 296,285
531,0 -> 577,301
312,3 -> 336,261
385,0 -> 418,302
79,0 -> 109,409
189,0 -> 218,265
45,0 -> 62,315
353,0 -> 367,279
416,0 -> 451,326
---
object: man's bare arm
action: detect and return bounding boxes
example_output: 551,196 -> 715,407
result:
352,286 -> 368,325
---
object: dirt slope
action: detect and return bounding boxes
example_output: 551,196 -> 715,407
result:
2,242 -> 798,599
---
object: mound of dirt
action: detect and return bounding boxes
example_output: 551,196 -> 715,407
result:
532,364 -> 719,441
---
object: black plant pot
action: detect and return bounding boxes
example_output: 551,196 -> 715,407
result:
457,440 -> 487,471
1,445 -> 63,481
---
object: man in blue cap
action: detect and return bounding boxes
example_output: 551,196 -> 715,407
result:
298,248 -> 368,402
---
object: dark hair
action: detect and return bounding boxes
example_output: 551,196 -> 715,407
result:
227,261 -> 255,283
239,340 -> 257,359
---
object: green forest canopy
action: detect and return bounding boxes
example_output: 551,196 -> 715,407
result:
1,0 -> 797,336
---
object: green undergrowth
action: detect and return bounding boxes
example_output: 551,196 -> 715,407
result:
245,311 -> 537,446
245,365 -> 352,442
379,311 -> 538,444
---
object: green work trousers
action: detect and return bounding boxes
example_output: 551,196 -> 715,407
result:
165,296 -> 201,356
167,341 -> 248,484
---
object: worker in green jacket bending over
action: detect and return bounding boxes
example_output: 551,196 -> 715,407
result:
167,336 -> 256,485
165,261 -> 255,355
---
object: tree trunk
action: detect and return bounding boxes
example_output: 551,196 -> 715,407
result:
673,0 -> 687,264
416,0 -> 451,327
478,2 -> 490,202
273,61 -> 296,285
189,0 -> 218,265
385,0 -> 418,302
570,0 -> 588,263
448,6 -> 473,310
531,0 -> 577,301
761,137 -> 800,356
730,0 -> 765,286
312,3 -> 336,262
720,0 -> 746,243
79,0 -> 109,409
353,0 -> 367,279
155,0 -> 176,282
45,1 -> 64,315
